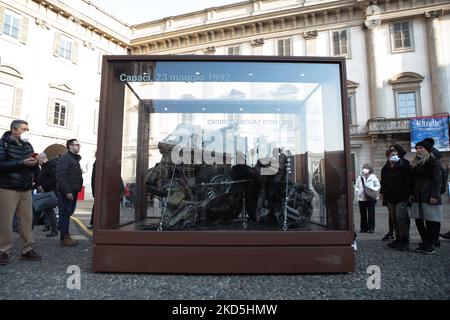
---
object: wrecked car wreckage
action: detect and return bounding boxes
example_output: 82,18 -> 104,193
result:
143,125 -> 314,231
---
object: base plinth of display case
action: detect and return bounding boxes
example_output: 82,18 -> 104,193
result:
93,244 -> 354,274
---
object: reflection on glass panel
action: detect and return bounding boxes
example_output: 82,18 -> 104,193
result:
119,85 -> 140,226
117,61 -> 347,232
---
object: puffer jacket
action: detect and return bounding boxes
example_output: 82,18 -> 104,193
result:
410,157 -> 442,205
56,151 -> 83,195
0,131 -> 36,191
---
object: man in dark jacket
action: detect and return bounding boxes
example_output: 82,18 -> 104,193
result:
0,120 -> 41,266
56,139 -> 83,247
36,153 -> 58,237
380,147 -> 412,251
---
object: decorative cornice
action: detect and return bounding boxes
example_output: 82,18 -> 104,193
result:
49,83 -> 75,95
83,41 -> 95,51
388,72 -> 425,85
250,38 -> 265,46
425,9 -> 443,19
302,30 -> 318,39
203,46 -> 216,54
35,18 -> 50,30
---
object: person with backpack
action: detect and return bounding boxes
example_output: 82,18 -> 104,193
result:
0,120 -> 42,266
354,163 -> 380,233
379,147 -> 412,251
410,140 -> 442,255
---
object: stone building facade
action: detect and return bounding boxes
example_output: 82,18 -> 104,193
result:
1,0 -> 449,197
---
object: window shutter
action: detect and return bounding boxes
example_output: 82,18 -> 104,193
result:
0,5 -> 5,35
67,102 -> 75,129
53,33 -> 61,57
47,97 -> 56,125
71,40 -> 79,64
19,16 -> 29,44
13,87 -> 23,118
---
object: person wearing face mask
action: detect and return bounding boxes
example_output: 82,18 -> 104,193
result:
56,139 -> 83,247
0,120 -> 41,266
410,140 -> 442,255
354,163 -> 380,233
379,148 -> 412,251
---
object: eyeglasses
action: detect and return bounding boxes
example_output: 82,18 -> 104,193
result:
71,144 -> 81,147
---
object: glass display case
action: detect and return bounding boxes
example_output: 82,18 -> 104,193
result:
93,56 -> 355,273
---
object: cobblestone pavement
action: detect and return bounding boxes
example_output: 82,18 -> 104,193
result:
0,201 -> 449,300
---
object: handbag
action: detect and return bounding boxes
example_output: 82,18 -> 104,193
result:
361,176 -> 378,201
33,191 -> 59,212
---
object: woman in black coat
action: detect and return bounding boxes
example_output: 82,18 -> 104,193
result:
409,140 -> 442,254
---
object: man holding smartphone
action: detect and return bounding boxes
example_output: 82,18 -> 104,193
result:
0,120 -> 41,266
56,139 -> 83,247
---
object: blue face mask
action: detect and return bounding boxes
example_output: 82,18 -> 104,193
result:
389,155 -> 399,162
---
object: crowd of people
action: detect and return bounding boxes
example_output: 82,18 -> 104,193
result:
0,120 -> 84,266
0,119 -> 449,266
356,139 -> 450,255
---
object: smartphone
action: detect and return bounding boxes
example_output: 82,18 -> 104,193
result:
31,153 -> 38,158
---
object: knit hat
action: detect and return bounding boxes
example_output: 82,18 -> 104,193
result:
423,137 -> 435,147
415,140 -> 432,153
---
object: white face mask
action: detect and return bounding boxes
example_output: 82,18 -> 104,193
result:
20,131 -> 30,143
362,169 -> 370,175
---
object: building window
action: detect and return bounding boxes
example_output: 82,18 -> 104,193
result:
54,99 -> 68,127
0,82 -> 14,116
397,92 -> 417,118
390,21 -> 413,52
276,38 -> 291,56
227,45 -> 241,55
348,93 -> 357,124
59,35 -> 72,60
389,72 -> 423,118
332,29 -> 349,57
2,9 -> 20,39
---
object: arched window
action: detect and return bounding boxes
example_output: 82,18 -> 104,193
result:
388,72 -> 424,118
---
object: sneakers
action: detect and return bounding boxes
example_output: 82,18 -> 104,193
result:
415,243 -> 435,255
61,235 -> 78,247
42,225 -> 50,232
382,233 -> 395,242
20,250 -> 42,261
351,241 -> 358,252
440,232 -> 450,240
0,252 -> 9,266
387,240 -> 400,249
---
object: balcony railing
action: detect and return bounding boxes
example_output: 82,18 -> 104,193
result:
366,117 -> 411,135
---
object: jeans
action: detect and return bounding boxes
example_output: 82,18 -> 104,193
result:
359,200 -> 376,232
387,201 -> 410,242
58,192 -> 78,240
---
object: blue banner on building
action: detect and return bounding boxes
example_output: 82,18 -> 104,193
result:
410,116 -> 450,152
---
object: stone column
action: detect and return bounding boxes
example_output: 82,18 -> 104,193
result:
363,24 -> 385,119
302,30 -> 318,56
425,9 -> 450,115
